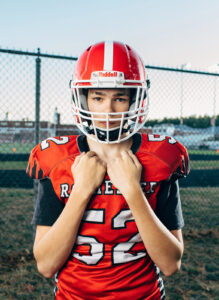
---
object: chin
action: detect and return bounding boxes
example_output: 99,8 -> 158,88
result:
96,123 -> 120,129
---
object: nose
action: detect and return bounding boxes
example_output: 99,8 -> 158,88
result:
104,99 -> 114,113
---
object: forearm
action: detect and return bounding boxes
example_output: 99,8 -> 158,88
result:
33,186 -> 92,278
124,185 -> 183,276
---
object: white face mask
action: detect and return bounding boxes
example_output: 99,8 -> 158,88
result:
70,84 -> 150,144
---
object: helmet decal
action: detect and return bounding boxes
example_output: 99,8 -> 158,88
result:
103,41 -> 114,70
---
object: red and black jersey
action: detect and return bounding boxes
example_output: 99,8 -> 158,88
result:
27,133 -> 189,300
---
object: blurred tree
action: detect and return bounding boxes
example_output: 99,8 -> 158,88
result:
145,115 -> 219,128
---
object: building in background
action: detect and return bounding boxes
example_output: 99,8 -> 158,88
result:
0,116 -> 218,150
0,119 -> 80,144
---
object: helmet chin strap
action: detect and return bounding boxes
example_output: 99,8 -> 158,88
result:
86,125 -> 130,142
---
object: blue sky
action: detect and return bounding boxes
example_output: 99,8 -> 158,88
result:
0,0 -> 219,69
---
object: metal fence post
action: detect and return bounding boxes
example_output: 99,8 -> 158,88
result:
212,77 -> 217,140
33,48 -> 41,237
35,48 -> 41,146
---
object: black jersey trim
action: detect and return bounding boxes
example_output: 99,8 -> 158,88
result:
155,180 -> 184,230
77,135 -> 90,153
131,133 -> 142,154
76,133 -> 142,154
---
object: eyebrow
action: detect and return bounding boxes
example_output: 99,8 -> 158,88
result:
90,91 -> 129,96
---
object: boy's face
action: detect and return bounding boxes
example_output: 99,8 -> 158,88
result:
87,88 -> 130,129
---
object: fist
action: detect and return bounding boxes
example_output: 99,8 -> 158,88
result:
71,151 -> 106,193
107,150 -> 142,197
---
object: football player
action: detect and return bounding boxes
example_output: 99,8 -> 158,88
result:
27,41 -> 189,299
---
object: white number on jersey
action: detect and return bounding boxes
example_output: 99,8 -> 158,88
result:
148,134 -> 177,145
112,210 -> 146,264
41,136 -> 70,150
73,235 -> 104,265
72,209 -> 146,265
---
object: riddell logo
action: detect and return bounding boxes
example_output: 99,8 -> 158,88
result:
98,71 -> 118,77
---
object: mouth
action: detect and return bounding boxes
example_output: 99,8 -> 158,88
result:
97,121 -> 120,128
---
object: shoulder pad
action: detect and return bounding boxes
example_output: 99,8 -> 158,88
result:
26,136 -> 80,179
137,134 -> 189,182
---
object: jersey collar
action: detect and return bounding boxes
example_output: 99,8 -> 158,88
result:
77,133 -> 142,154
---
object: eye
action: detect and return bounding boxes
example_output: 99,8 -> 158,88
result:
93,97 -> 102,101
114,97 -> 129,102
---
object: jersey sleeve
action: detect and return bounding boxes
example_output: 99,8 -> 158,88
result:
139,134 -> 190,183
26,143 -> 49,180
172,139 -> 190,179
26,136 -> 79,182
155,179 -> 184,230
32,178 -> 64,226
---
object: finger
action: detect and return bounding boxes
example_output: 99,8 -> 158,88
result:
86,151 -> 98,158
128,150 -> 141,168
121,150 -> 135,165
91,155 -> 106,169
100,159 -> 107,168
73,152 -> 85,168
120,150 -> 129,159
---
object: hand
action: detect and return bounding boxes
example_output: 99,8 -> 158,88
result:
71,151 -> 106,194
107,150 -> 142,198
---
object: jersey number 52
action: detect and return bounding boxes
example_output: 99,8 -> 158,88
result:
72,209 -> 146,265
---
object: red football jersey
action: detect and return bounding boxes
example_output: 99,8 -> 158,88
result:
27,134 -> 189,299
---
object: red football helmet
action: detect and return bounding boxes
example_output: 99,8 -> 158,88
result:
69,41 -> 150,143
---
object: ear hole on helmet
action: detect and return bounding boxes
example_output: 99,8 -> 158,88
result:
147,79 -> 150,89
130,88 -> 137,105
82,88 -> 88,98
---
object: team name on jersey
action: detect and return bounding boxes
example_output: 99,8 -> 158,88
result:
60,180 -> 157,198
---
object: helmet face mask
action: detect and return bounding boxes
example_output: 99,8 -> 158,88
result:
70,41 -> 150,144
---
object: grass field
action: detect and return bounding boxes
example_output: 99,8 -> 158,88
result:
1,147 -> 219,172
0,187 -> 218,299
1,142 -> 219,155
1,160 -> 219,170
188,149 -> 219,155
0,143 -> 35,154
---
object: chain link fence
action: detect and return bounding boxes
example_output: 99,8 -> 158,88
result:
0,48 -> 219,232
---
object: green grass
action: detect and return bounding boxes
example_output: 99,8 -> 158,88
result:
0,161 -> 28,170
1,141 -> 219,171
0,143 -> 35,154
181,187 -> 219,231
0,142 -> 219,155
1,159 -> 219,170
0,188 -> 54,299
0,187 -> 218,299
189,160 -> 219,169
188,149 -> 219,155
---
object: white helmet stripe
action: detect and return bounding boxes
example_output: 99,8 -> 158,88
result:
104,41 -> 114,70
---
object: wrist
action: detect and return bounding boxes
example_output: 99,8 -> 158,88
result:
70,184 -> 93,204
122,182 -> 142,201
